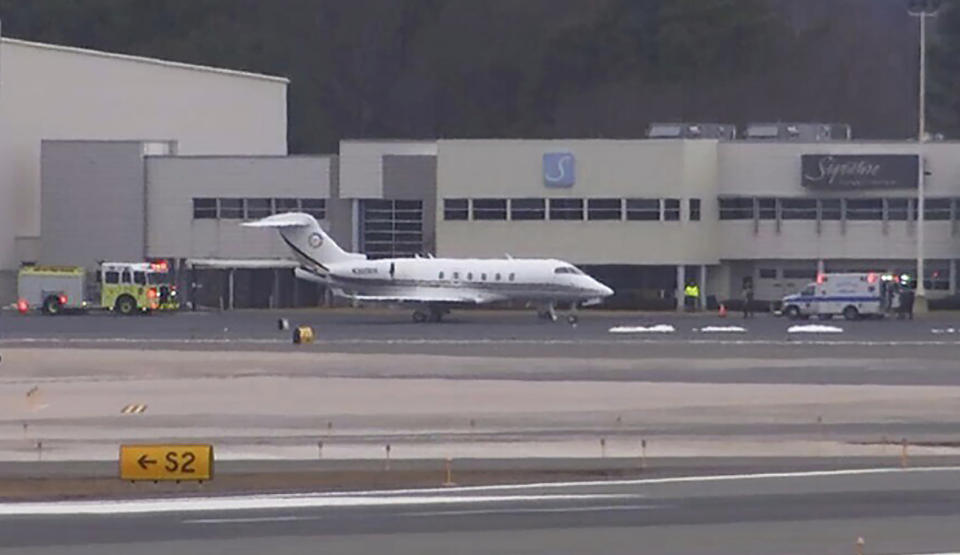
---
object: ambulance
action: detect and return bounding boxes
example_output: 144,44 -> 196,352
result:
781,272 -> 890,320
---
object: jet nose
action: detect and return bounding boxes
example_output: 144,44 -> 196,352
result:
596,282 -> 614,297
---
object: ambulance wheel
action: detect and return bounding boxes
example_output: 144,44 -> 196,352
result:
42,296 -> 62,316
412,310 -> 428,323
784,305 -> 801,320
115,295 -> 137,316
842,306 -> 860,321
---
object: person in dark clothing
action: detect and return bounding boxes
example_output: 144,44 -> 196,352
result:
899,288 -> 915,320
742,282 -> 755,318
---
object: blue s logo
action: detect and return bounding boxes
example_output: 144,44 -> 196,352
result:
543,152 -> 575,187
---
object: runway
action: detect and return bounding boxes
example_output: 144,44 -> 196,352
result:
2,468 -> 959,554
4,309 -> 960,361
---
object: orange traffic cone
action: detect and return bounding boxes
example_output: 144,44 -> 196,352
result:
718,303 -> 727,317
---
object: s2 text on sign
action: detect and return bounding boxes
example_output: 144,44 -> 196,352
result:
120,444 -> 213,481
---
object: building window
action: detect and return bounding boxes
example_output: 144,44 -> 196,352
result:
845,198 -> 883,221
193,198 -> 217,219
246,198 -> 273,219
718,198 -> 753,220
688,199 -> 701,221
472,198 -> 507,220
444,199 -> 469,220
219,198 -> 244,219
587,198 -> 622,220
275,198 -> 300,214
783,268 -> 817,279
510,198 -> 545,220
758,268 -> 777,279
301,199 -> 326,219
626,198 -> 660,221
820,199 -> 842,221
925,198 -> 951,221
663,199 -> 681,221
886,198 -> 909,221
549,198 -> 584,220
758,198 -> 776,220
781,198 -> 817,220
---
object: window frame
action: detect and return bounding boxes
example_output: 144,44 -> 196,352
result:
510,198 -> 545,220
548,198 -> 584,221
192,198 -> 217,219
625,198 -> 660,221
219,198 -> 244,219
472,198 -> 508,221
443,199 -> 469,221
587,198 -> 622,221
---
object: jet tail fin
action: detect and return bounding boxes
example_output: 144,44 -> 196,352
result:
243,212 -> 364,270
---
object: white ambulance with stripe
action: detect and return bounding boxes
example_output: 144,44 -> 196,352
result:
781,272 -> 889,321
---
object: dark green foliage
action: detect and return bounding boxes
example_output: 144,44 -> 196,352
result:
0,0 -> 952,151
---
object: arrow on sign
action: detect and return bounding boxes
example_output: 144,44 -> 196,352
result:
137,455 -> 157,470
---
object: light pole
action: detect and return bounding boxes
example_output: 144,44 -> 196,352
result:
908,0 -> 939,313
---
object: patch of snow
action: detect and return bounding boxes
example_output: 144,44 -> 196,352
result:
698,326 -> 747,333
787,324 -> 843,334
609,325 -> 676,334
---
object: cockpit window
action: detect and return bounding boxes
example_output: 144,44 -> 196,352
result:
801,285 -> 815,296
554,266 -> 583,275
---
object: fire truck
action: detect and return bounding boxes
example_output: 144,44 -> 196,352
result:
17,261 -> 179,315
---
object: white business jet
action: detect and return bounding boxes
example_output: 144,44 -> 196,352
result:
243,212 -> 614,323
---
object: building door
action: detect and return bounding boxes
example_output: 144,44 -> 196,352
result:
360,200 -> 424,258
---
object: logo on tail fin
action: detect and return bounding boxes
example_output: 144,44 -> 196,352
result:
308,232 -> 323,248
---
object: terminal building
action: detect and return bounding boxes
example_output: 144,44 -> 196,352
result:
3,37 -> 960,311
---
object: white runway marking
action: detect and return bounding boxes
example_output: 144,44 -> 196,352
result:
2,467 -> 958,516
0,493 -> 638,516
931,328 -> 958,334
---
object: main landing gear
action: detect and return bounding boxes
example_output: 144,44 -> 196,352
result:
537,302 -> 578,325
412,305 -> 449,323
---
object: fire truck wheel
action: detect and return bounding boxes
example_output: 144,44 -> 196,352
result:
115,295 -> 137,316
42,296 -> 62,316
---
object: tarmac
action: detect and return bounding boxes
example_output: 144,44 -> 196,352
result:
0,310 -> 959,468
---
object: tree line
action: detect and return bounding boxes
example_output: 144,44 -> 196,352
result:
0,0 -> 957,152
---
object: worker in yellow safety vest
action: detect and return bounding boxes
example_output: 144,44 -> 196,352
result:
684,283 -> 700,311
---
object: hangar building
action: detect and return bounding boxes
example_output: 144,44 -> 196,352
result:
0,37 -> 288,302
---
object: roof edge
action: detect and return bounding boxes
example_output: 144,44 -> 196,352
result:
2,37 -> 289,84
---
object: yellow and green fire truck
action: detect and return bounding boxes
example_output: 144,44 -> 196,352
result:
17,261 -> 179,315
